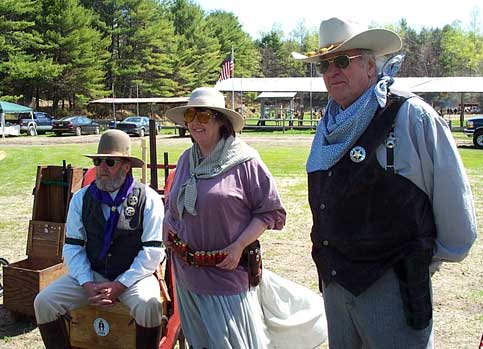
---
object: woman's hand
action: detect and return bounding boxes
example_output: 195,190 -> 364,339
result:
162,220 -> 175,249
216,241 -> 244,270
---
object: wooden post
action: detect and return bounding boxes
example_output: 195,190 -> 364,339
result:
141,138 -> 147,184
149,119 -> 158,191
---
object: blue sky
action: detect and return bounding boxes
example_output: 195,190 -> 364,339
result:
194,0 -> 482,39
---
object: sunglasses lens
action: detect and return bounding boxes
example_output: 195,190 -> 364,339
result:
184,109 -> 196,123
93,158 -> 118,167
334,55 -> 350,69
316,61 -> 330,74
197,111 -> 213,123
184,109 -> 214,124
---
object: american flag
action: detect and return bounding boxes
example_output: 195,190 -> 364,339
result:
218,53 -> 234,81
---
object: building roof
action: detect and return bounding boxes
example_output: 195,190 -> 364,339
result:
90,97 -> 189,104
215,77 -> 483,94
257,92 -> 297,99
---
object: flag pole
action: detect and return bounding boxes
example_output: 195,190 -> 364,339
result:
231,46 -> 235,110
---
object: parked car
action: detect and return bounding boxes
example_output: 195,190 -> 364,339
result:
464,116 -> 483,149
52,116 -> 100,136
18,111 -> 54,135
115,116 -> 150,137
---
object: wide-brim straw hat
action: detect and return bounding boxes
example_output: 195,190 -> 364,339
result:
83,129 -> 144,168
165,87 -> 244,132
292,17 -> 402,63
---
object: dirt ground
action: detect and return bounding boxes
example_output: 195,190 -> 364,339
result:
0,133 -> 481,349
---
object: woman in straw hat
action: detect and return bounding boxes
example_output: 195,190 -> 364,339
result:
164,87 -> 286,348
293,17 -> 476,348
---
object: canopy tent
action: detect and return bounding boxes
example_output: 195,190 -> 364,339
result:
0,101 -> 33,138
0,101 -> 33,113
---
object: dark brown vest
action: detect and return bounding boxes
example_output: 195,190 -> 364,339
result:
308,92 -> 436,296
83,183 -> 146,280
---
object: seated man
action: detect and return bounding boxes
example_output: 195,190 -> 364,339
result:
34,130 -> 165,349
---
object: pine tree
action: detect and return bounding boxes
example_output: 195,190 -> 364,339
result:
36,0 -> 108,111
205,11 -> 261,79
0,0 -> 60,105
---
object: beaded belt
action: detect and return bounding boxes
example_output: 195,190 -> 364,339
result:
167,232 -> 227,266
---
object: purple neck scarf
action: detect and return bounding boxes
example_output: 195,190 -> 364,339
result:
89,175 -> 135,258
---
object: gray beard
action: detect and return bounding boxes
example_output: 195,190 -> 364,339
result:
96,171 -> 127,192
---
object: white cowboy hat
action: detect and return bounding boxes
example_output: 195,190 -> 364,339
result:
83,129 -> 144,168
292,17 -> 402,62
165,87 -> 244,132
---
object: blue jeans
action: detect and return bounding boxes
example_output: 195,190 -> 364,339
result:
322,269 -> 433,349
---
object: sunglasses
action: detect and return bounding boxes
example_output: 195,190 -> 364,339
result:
184,108 -> 216,124
93,158 -> 122,167
315,54 -> 362,74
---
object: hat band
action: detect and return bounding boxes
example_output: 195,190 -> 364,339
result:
306,42 -> 343,57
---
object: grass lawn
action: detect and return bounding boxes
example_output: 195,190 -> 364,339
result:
0,133 -> 481,349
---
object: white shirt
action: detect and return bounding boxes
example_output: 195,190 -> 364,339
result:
374,96 -> 477,263
63,182 -> 165,287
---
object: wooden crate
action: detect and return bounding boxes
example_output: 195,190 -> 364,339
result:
31,165 -> 84,223
3,221 -> 68,318
69,277 -> 170,349
69,303 -> 136,349
3,165 -> 83,319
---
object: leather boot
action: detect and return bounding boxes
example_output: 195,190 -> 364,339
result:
136,323 -> 161,349
37,318 -> 71,349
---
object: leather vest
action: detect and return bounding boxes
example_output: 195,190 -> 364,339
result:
308,92 -> 436,296
83,182 -> 146,280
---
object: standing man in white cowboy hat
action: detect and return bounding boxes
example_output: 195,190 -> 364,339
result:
293,17 -> 476,348
34,130 -> 166,349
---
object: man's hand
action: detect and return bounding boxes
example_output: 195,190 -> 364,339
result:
82,281 -> 99,299
84,281 -> 127,307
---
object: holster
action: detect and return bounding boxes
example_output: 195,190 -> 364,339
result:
239,240 -> 262,287
394,249 -> 433,330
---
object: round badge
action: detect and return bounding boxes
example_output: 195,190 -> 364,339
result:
128,195 -> 138,206
350,146 -> 366,163
93,318 -> 110,337
125,206 -> 136,217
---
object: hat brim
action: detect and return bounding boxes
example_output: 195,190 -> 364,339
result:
166,105 -> 245,132
293,28 -> 402,63
83,154 -> 144,168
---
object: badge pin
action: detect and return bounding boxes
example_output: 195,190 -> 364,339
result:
350,146 -> 366,163
127,195 -> 138,206
125,206 -> 136,217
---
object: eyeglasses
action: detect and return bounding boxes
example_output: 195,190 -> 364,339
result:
93,158 -> 122,167
315,54 -> 363,74
184,108 -> 215,124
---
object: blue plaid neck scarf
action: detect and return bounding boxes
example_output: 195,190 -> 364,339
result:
89,175 -> 135,258
306,54 -> 404,173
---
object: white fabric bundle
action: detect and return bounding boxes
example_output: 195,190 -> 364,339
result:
256,270 -> 328,349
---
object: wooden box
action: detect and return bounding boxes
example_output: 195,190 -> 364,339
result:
69,276 -> 170,349
69,303 -> 136,349
3,165 -> 83,319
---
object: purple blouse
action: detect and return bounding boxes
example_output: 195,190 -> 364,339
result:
166,149 -> 286,295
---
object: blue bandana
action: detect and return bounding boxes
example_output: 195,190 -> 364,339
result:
89,175 -> 135,258
306,55 -> 404,173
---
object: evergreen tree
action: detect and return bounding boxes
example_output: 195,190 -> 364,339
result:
36,0 -> 108,111
205,11 -> 261,78
165,0 -> 221,94
0,0 -> 60,105
256,27 -> 285,77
